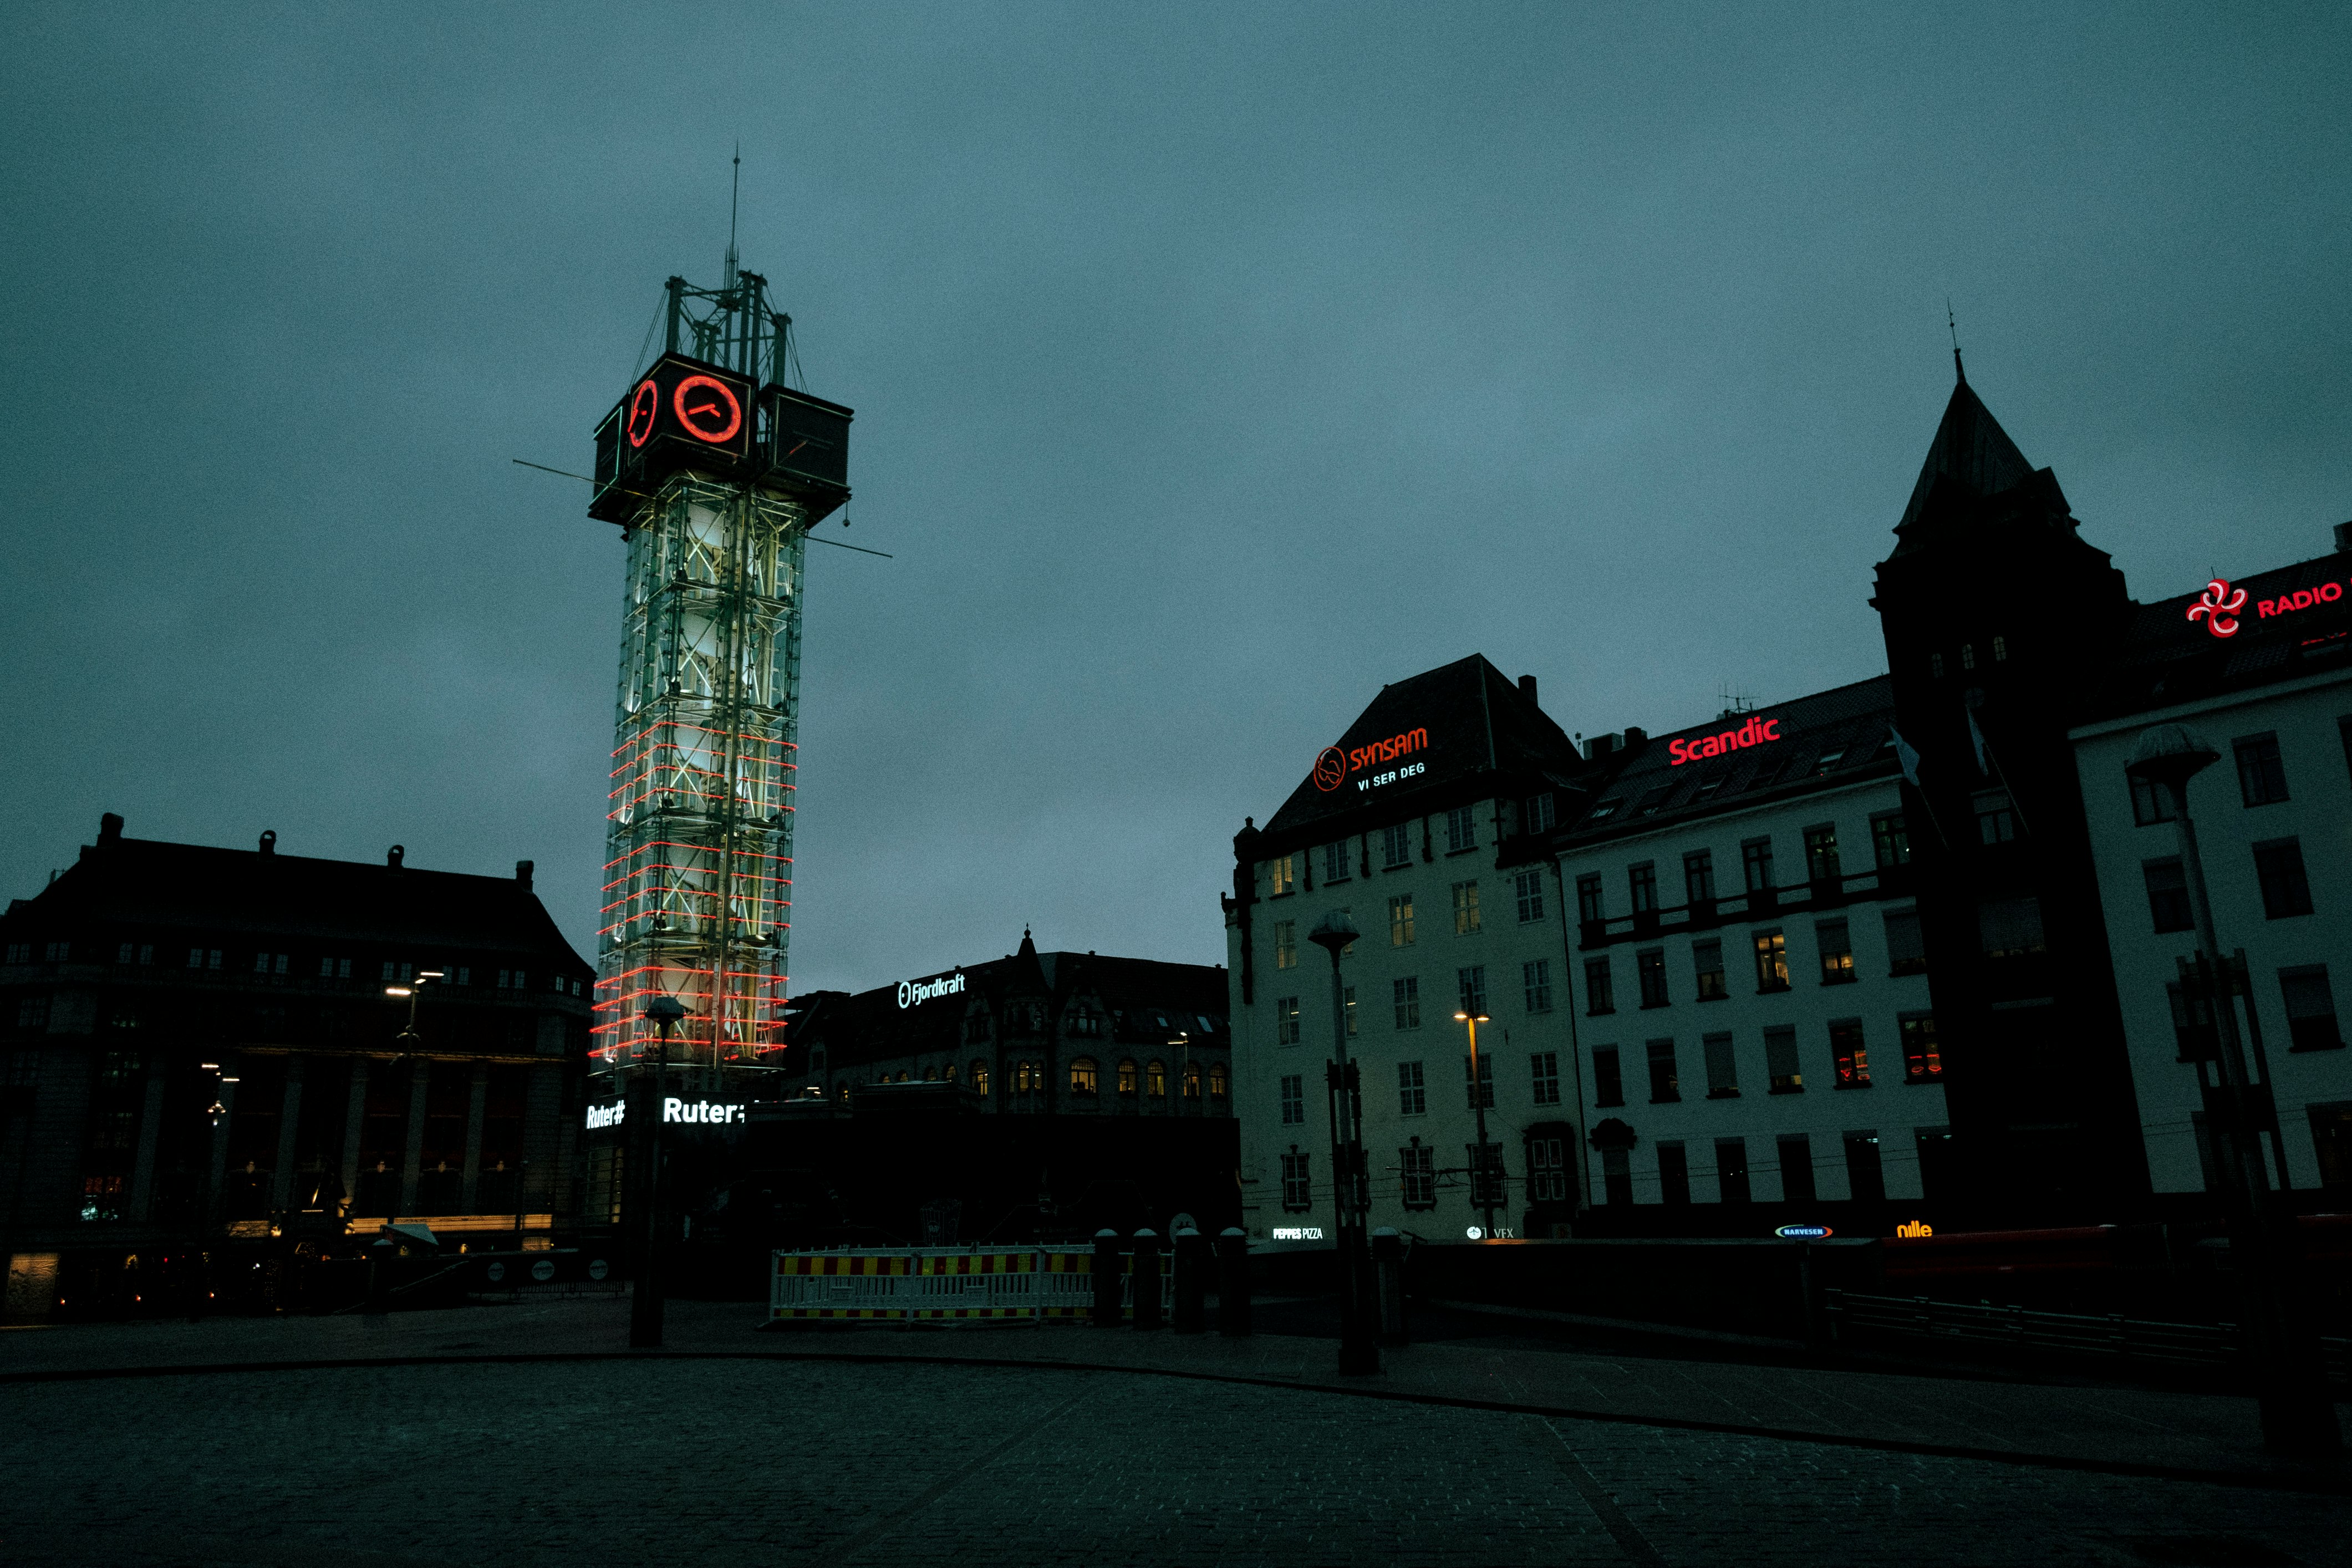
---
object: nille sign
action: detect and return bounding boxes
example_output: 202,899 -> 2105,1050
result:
1312,727 -> 1430,793
1668,715 -> 1783,766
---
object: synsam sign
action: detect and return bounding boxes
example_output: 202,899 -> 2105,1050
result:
1668,715 -> 1783,767
1312,727 -> 1430,794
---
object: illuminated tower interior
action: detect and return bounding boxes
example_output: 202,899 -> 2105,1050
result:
586,266 -> 851,1092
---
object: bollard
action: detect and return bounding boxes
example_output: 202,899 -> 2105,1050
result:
1170,1227 -> 1206,1334
1217,1227 -> 1252,1338
1372,1228 -> 1408,1346
364,1236 -> 395,1317
1131,1229 -> 1163,1329
1092,1229 -> 1121,1327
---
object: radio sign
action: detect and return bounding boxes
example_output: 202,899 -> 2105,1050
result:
1668,715 -> 1783,767
1312,727 -> 1430,794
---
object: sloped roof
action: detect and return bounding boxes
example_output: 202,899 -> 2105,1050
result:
1897,375 -> 2039,534
2085,552 -> 2352,719
1261,654 -> 1584,841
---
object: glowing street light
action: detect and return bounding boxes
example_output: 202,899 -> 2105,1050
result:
1455,1009 -> 1496,1240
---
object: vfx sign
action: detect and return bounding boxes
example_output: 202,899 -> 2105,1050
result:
1312,727 -> 1430,794
1667,715 -> 1783,767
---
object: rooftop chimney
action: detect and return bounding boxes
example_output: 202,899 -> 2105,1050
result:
2335,521 -> 2351,554
1518,674 -> 1538,704
387,844 -> 405,870
515,859 -> 534,889
98,812 -> 123,844
1622,726 -> 1648,749
258,830 -> 277,857
1587,734 -> 1616,758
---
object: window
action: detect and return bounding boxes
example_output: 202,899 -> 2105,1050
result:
1528,1136 -> 1570,1203
1458,965 -> 1487,1015
1584,956 -> 1615,1015
1070,1058 -> 1099,1097
1636,947 -> 1667,1007
2143,858 -> 2193,934
1803,826 -> 1841,885
1280,1151 -> 1312,1211
1393,977 -> 1420,1030
1270,854 -> 1296,896
1275,997 -> 1300,1046
1900,1012 -> 1942,1081
1961,642 -> 1976,671
1753,931 -> 1789,992
2315,1104 -> 2352,1189
1974,791 -> 2018,845
1815,919 -> 1854,984
1514,869 -> 1546,923
1398,1060 -> 1427,1116
3,943 -> 26,964
1715,1138 -> 1752,1203
1382,823 -> 1413,868
1742,837 -> 1775,893
1272,920 -> 1298,970
1683,850 -> 1715,907
1592,1046 -> 1623,1107
1445,806 -> 1477,853
1452,881 -> 1482,935
1184,1063 -> 1203,1100
1343,985 -> 1357,1036
1601,1146 -> 1633,1204
1628,862 -> 1657,914
1118,1059 -> 1139,1096
1883,908 -> 1925,976
1765,1025 -> 1801,1093
18,996 -> 50,1030
2131,772 -> 2178,826
1389,894 -> 1416,946
1916,1127 -> 1957,1200
1279,1074 -> 1305,1126
1523,959 -> 1552,1014
1013,1061 -> 1035,1094
1646,1039 -> 1679,1102
972,1062 -> 990,1096
1576,874 -> 1605,923
1775,1133 -> 1816,1203
2280,968 -> 2342,1052
1930,651 -> 1944,679
1147,1060 -> 1167,1098
1871,812 -> 1910,870
1993,634 -> 2009,661
1401,1142 -> 1436,1208
1530,1051 -> 1560,1105
1978,896 -> 2047,958
1464,1052 -> 1494,1109
2234,734 -> 2288,806
1525,792 -> 1557,833
1702,1031 -> 1738,1097
2254,839 -> 2314,919
1657,1141 -> 1690,1204
1692,938 -> 1727,1000
1844,1132 -> 1885,1202
1468,1142 -> 1507,1209
1830,1019 -> 1870,1087
1322,841 -> 1352,883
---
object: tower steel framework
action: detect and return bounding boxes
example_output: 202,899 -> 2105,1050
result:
588,269 -> 848,1094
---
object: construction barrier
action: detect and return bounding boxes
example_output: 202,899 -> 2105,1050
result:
771,1247 -> 1169,1325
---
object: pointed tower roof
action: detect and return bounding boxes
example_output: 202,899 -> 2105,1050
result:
1896,373 -> 2039,534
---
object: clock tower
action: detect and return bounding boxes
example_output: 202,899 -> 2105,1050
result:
587,269 -> 851,1094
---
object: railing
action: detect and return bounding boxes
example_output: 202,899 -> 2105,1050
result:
1581,866 -> 1913,948
1825,1289 -> 2350,1387
769,1246 -> 1174,1325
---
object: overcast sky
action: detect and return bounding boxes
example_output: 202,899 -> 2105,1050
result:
4,5 -> 2347,992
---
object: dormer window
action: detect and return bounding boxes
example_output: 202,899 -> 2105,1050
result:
1961,644 -> 1977,671
1992,635 -> 2008,662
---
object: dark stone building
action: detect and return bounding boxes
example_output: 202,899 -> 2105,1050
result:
1,815 -> 594,1318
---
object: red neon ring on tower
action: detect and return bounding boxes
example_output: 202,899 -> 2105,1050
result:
625,379 -> 660,447
673,375 -> 744,444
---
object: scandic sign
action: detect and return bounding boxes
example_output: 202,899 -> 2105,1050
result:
1312,727 -> 1430,793
1667,715 -> 1783,767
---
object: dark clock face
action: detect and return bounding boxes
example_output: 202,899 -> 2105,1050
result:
672,374 -> 743,445
625,379 -> 660,447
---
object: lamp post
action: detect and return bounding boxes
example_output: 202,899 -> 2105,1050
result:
1307,910 -> 1378,1376
1455,1009 -> 1495,1239
631,994 -> 686,1349
2126,724 -> 2338,1455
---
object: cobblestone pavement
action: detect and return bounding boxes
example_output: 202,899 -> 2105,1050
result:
2,1358 -> 2344,1567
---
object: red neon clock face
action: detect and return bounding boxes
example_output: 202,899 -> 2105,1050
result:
625,380 -> 660,448
673,375 -> 744,445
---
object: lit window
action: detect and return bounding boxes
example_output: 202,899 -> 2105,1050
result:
1209,1063 -> 1228,1098
1753,931 -> 1789,992
1183,1063 -> 1202,1099
1118,1059 -> 1138,1094
1269,854 -> 1296,896
1272,920 -> 1298,970
1452,881 -> 1480,935
1069,1058 -> 1098,1097
1815,919 -> 1854,984
1900,1013 -> 1941,1081
1830,1020 -> 1870,1087
1147,1060 -> 1167,1098
1388,894 -> 1415,946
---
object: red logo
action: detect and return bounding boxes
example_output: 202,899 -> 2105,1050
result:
2187,578 -> 2247,639
1668,715 -> 1782,766
1311,747 -> 1348,792
673,375 -> 743,445
625,379 -> 660,447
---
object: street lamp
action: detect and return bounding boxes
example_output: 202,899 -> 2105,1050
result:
1455,1009 -> 1496,1239
1307,910 -> 1378,1376
2126,724 -> 2339,1455
632,993 -> 687,1349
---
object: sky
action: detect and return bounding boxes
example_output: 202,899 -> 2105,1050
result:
3,4 -> 2348,994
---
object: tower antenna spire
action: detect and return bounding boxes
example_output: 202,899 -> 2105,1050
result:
725,142 -> 741,289
1948,298 -> 1965,385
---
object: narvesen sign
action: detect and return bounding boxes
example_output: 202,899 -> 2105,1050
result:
1667,715 -> 1783,767
1311,727 -> 1430,794
583,1098 -> 747,1130
898,972 -> 967,1010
